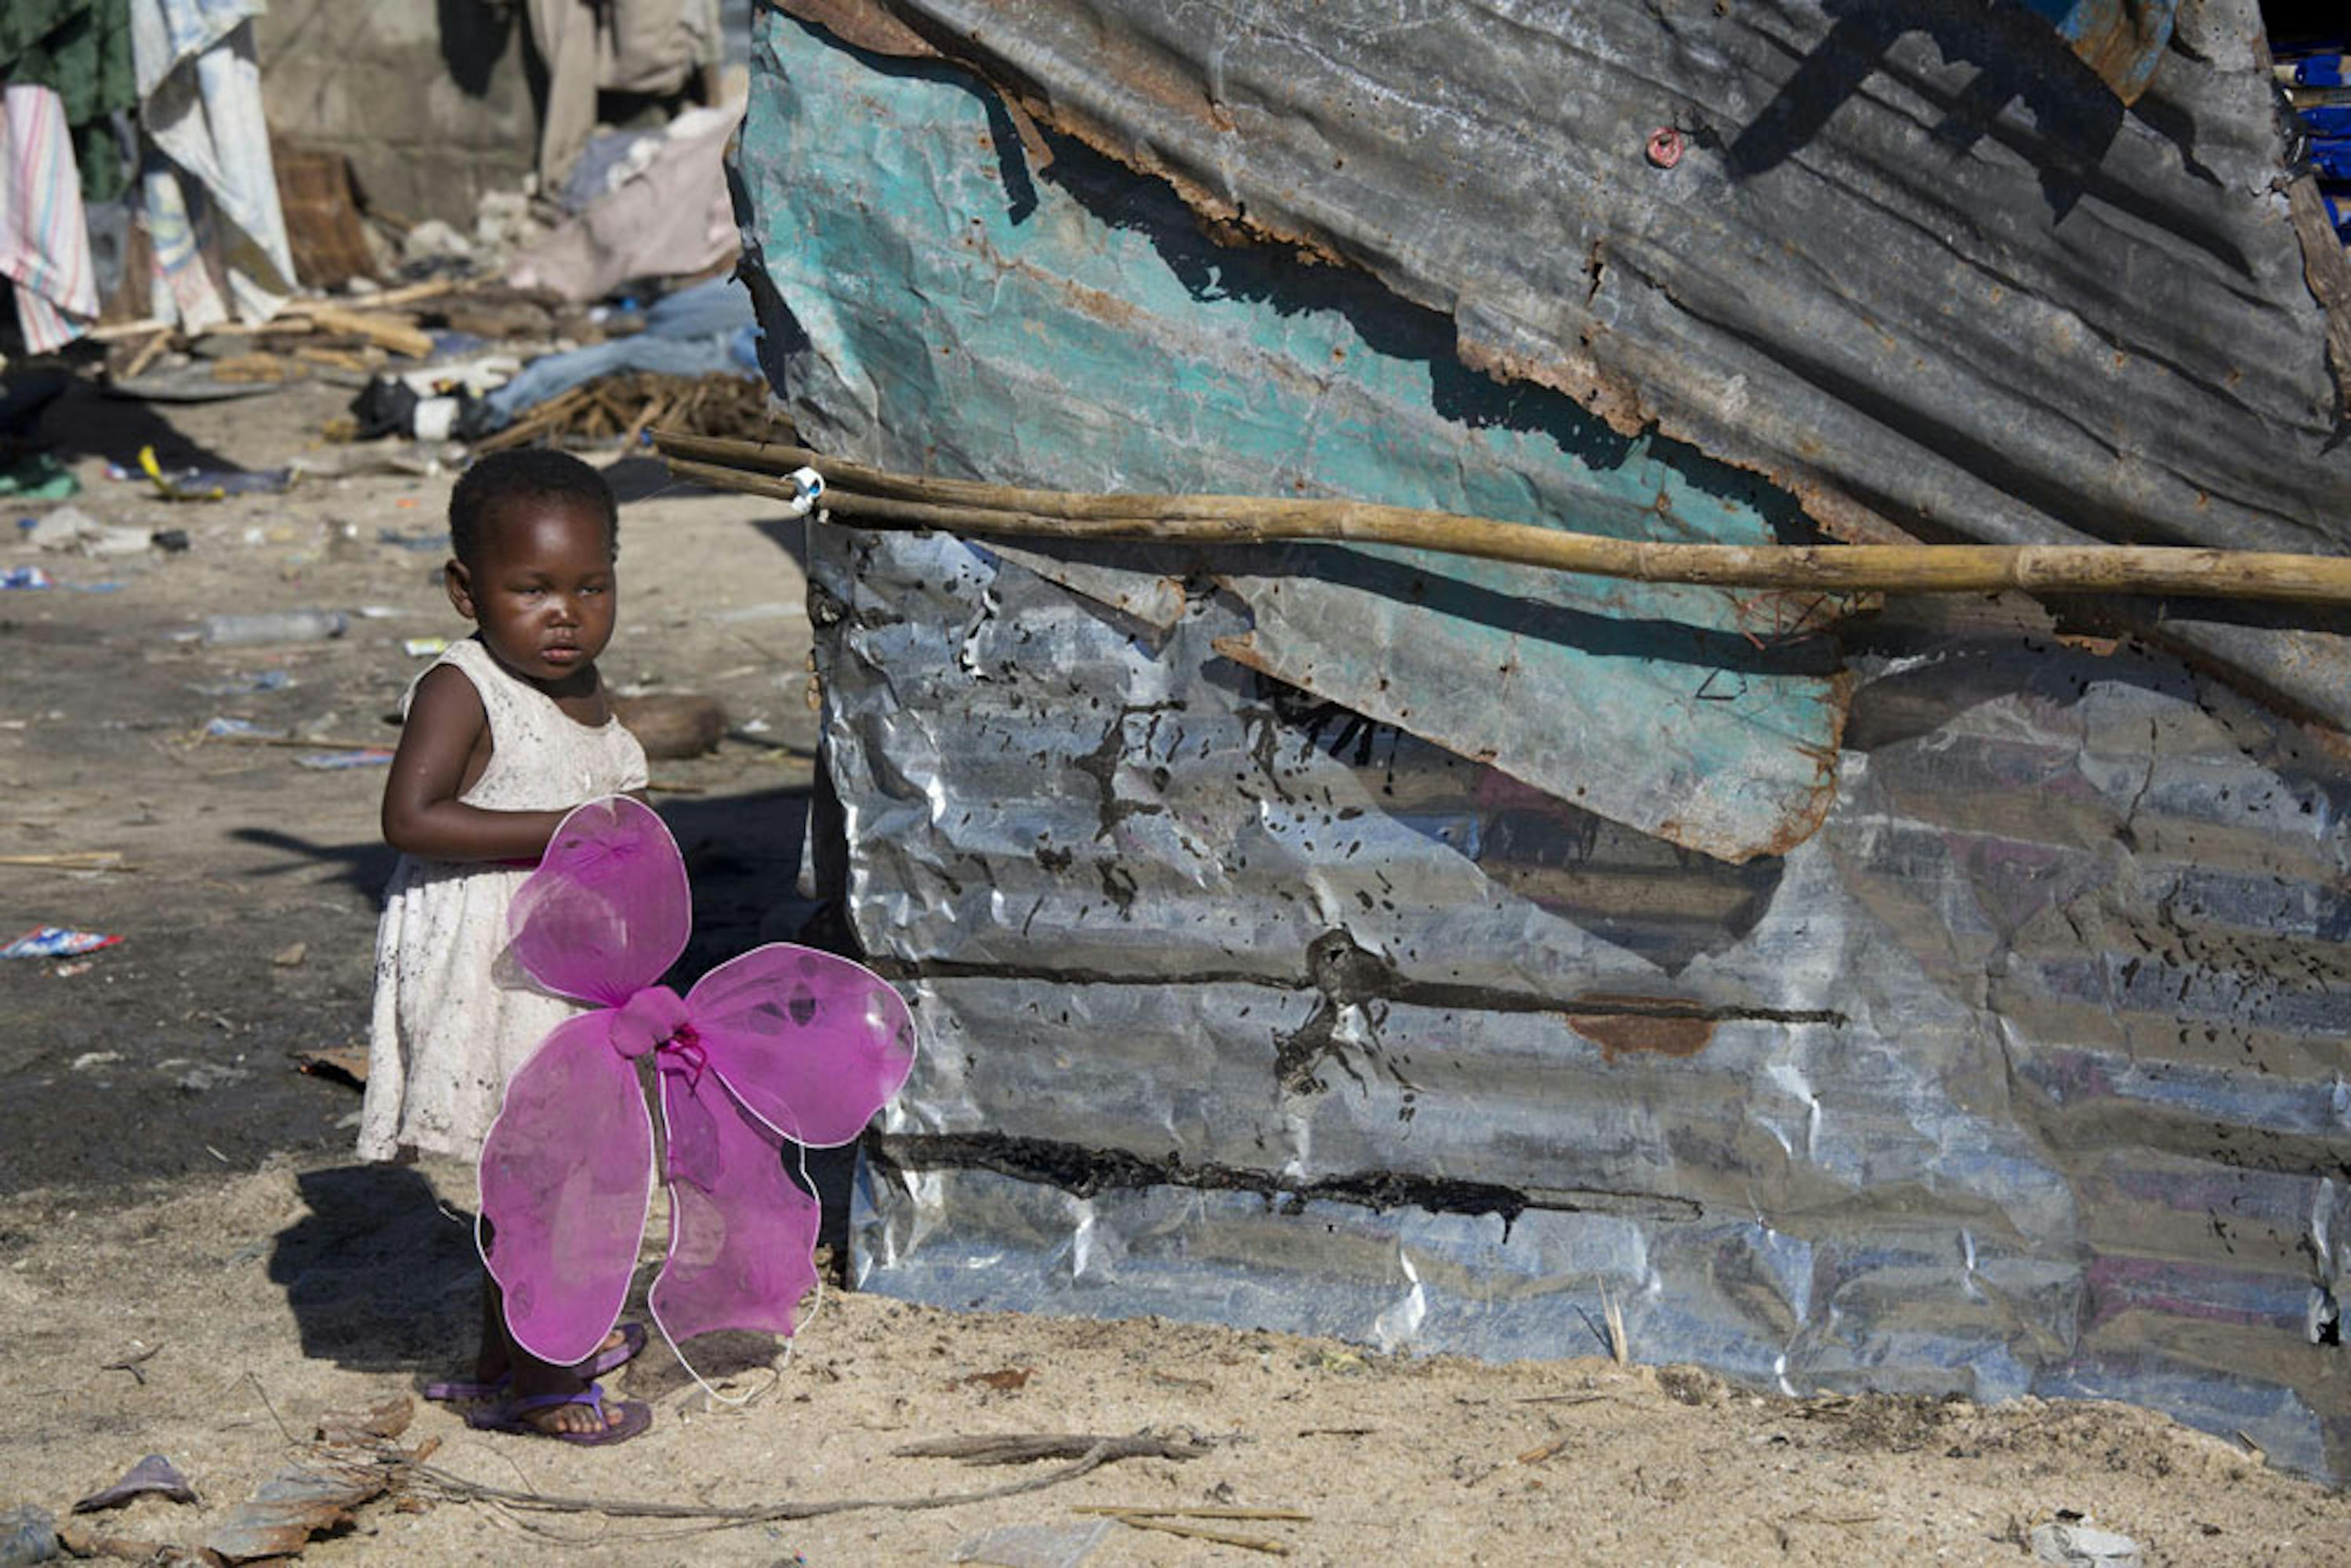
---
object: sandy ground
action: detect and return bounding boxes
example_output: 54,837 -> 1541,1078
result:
4,377 -> 2350,1566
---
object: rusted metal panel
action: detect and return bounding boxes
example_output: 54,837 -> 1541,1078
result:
774,0 -> 2351,730
2016,0 -> 2179,102
737,4 -> 2351,1482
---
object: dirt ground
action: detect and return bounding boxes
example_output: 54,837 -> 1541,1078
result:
4,376 -> 2349,1566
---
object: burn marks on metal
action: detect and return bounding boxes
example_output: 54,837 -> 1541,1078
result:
1071,699 -> 1181,841
871,1128 -> 1701,1229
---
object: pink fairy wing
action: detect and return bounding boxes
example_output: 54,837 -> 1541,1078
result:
683,943 -> 916,1147
505,795 -> 690,1006
477,1011 -> 654,1367
650,1067 -> 821,1345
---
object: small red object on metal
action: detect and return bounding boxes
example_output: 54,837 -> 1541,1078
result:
1646,127 -> 1685,168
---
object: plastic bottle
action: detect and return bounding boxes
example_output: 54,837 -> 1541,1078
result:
199,610 -> 350,646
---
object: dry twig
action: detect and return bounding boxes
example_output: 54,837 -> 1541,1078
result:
0,851 -> 132,871
408,1430 -> 1201,1530
1073,1506 -> 1311,1521
657,430 -> 2351,606
100,1343 -> 161,1385
1107,1512 -> 1291,1554
891,1431 -> 1210,1466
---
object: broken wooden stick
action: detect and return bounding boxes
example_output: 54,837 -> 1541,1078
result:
655,430 -> 2351,606
1107,1512 -> 1291,1554
0,851 -> 132,871
891,1431 -> 1211,1466
1074,1505 -> 1312,1520
299,303 -> 433,359
121,326 -> 174,380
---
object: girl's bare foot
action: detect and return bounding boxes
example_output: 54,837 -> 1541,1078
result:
523,1392 -> 626,1436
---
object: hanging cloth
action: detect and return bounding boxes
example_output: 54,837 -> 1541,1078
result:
129,0 -> 294,328
0,0 -> 136,202
0,85 -> 100,351
524,0 -> 722,188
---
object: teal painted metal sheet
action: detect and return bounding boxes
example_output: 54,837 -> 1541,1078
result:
735,13 -> 1846,860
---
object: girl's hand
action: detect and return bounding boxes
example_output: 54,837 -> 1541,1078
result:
381,665 -> 568,862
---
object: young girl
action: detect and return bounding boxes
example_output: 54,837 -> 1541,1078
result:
359,448 -> 654,1443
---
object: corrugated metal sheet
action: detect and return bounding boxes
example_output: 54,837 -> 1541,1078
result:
770,0 -> 2351,732
734,3 -> 2351,1479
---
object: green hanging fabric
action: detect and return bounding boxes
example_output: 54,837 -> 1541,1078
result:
0,0 -> 137,202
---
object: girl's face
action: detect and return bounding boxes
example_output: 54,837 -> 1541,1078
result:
446,498 -> 618,690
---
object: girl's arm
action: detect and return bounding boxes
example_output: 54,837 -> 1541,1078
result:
381,666 -> 568,862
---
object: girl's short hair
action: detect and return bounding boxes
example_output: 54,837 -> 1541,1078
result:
449,449 -> 619,565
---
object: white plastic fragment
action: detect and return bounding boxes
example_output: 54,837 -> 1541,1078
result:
2030,1520 -> 2143,1566
780,465 -> 824,519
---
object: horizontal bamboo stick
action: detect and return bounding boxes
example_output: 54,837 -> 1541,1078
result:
655,432 -> 2351,604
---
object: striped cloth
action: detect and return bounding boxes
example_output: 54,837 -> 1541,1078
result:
132,2 -> 293,329
0,84 -> 99,353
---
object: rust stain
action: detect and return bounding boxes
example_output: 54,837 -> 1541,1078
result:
1566,996 -> 1719,1062
777,0 -> 936,60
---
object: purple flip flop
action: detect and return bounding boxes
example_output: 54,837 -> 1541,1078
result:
424,1320 -> 647,1402
465,1382 -> 652,1447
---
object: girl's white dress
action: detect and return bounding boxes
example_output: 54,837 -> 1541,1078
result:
357,636 -> 650,1163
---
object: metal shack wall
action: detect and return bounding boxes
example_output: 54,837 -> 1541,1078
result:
736,11 -> 2351,1476
775,0 -> 2351,733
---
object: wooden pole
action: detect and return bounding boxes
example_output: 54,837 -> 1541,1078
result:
655,433 -> 2351,605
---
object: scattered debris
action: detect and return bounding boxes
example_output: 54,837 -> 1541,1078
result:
26,505 -> 150,556
299,303 -> 433,360
2030,1519 -> 2144,1566
273,941 -> 308,968
201,1459 -> 392,1564
313,1393 -> 414,1447
0,452 -> 77,499
96,1344 -> 162,1387
400,636 -> 447,658
0,567 -> 53,589
0,1505 -> 56,1568
204,717 -> 288,741
49,1519 -> 192,1565
955,1367 -> 1036,1393
199,610 -> 349,646
293,749 -> 394,770
1099,1512 -> 1292,1555
1516,1436 -> 1573,1465
188,671 -> 292,696
71,1455 -> 197,1514
292,1046 -> 370,1091
950,1518 -> 1113,1567
375,528 -> 448,552
2,928 -> 122,961
471,370 -> 777,453
139,447 -> 292,502
0,851 -> 129,879
286,442 -> 443,481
